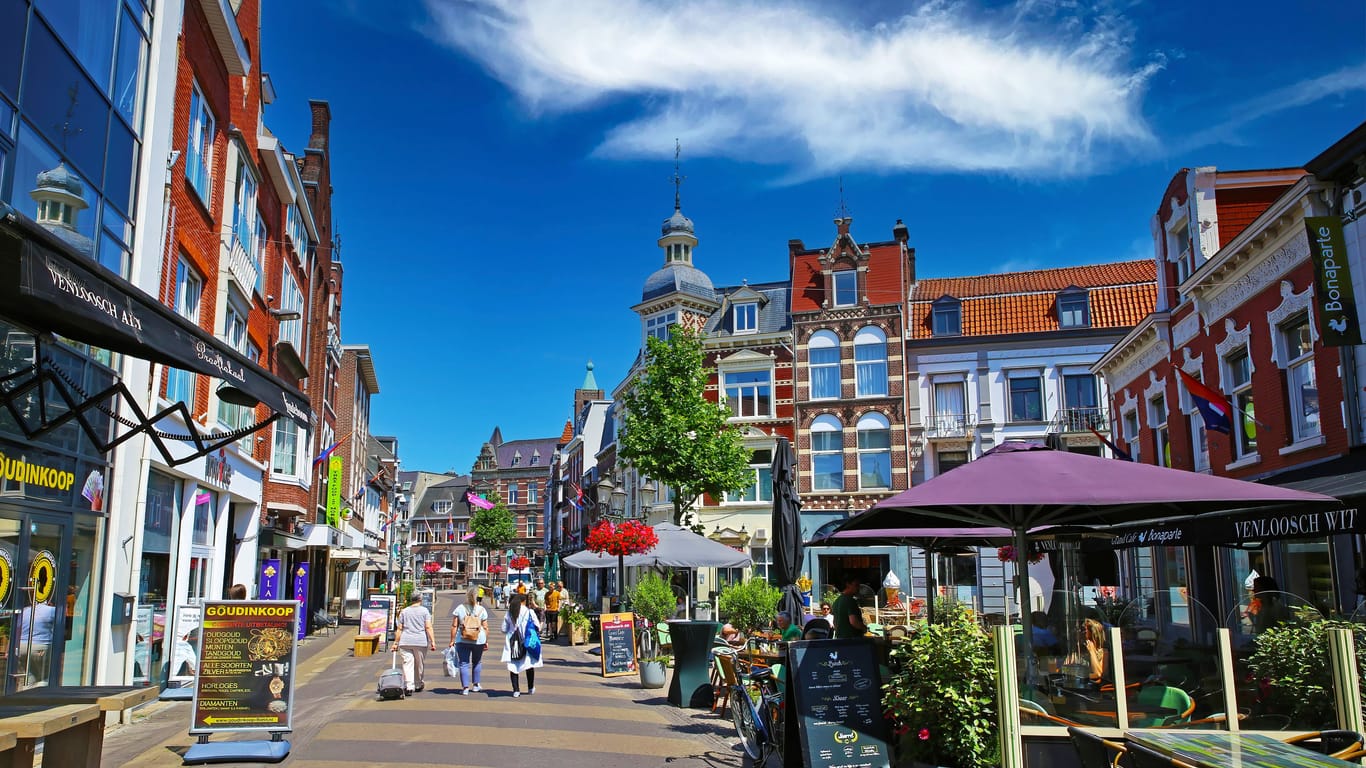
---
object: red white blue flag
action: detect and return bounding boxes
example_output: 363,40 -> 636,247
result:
1177,368 -> 1232,435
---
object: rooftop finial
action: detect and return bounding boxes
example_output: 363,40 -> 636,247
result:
672,138 -> 685,211
836,175 -> 850,219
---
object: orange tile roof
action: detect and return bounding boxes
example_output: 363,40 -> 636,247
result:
908,260 -> 1156,339
559,420 -> 574,444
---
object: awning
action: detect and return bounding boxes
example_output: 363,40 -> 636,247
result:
258,528 -> 307,551
361,555 -> 390,572
0,205 -> 311,430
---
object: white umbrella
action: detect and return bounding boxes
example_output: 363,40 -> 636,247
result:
563,523 -> 752,569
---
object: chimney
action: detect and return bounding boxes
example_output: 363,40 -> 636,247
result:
892,218 -> 909,244
835,217 -> 852,236
308,100 -> 331,151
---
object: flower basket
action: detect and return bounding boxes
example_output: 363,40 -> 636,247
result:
995,544 -> 1046,565
509,555 -> 530,570
487,563 -> 507,576
585,520 -> 658,556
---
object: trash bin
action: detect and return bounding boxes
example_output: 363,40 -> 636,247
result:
666,620 -> 720,708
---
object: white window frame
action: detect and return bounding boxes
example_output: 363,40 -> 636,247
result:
832,271 -> 857,307
1223,348 -> 1256,459
509,483 -> 519,505
723,368 -> 773,419
853,326 -> 888,397
646,311 -> 677,342
1149,393 -> 1169,467
808,330 -> 840,400
1121,406 -> 1141,464
856,412 -> 892,490
1280,315 -> 1320,443
231,151 -> 259,269
750,545 -> 774,582
810,415 -> 843,491
187,79 -> 214,203
272,421 -> 301,477
723,449 -> 774,504
167,257 -> 202,404
278,268 -> 304,350
734,302 -> 757,334
527,482 -> 537,505
432,500 -> 453,515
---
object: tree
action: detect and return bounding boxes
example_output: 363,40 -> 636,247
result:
468,494 -> 515,554
619,325 -> 752,527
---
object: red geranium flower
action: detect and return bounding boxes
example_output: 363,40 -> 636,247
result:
918,728 -> 931,741
585,520 -> 658,557
509,555 -> 530,570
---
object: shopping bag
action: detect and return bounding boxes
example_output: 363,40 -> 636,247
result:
444,645 -> 459,678
509,628 -> 526,661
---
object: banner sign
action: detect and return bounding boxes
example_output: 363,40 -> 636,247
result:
1099,506 -> 1363,550
258,559 -> 281,601
292,564 -> 310,640
1305,217 -> 1362,346
326,456 -> 342,528
190,600 -> 298,734
360,596 -> 390,648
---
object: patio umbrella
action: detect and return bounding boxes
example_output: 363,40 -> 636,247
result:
544,552 -> 560,583
563,524 -> 752,569
771,437 -> 805,625
835,441 -> 1340,648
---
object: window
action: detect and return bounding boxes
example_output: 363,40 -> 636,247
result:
724,369 -> 772,418
511,455 -> 520,466
932,299 -> 961,336
853,327 -> 887,396
192,489 -> 216,546
231,153 -> 258,265
166,258 -> 201,403
1058,291 -> 1090,328
832,271 -> 857,307
856,413 -> 891,489
286,204 -> 308,254
253,216 -> 266,293
278,269 -> 303,349
530,454 -> 539,465
808,331 -> 840,400
937,450 -> 969,474
1150,394 -> 1170,467
750,546 -> 774,583
1171,222 -> 1194,285
725,450 -> 773,503
1062,373 -> 1100,430
528,517 -> 537,538
222,302 -> 248,353
810,416 -> 843,491
1122,409 -> 1141,463
509,484 -> 519,505
432,500 -> 452,515
646,311 -> 676,342
187,80 -> 214,202
1008,373 -> 1043,422
272,422 -> 299,476
734,302 -> 757,333
1282,316 -> 1319,442
932,380 -> 967,434
1225,349 -> 1257,458
527,483 -> 537,505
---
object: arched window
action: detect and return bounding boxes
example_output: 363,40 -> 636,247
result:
854,327 -> 887,397
808,330 -> 840,400
810,415 -> 843,491
856,412 -> 891,489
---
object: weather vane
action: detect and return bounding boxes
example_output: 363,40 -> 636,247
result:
56,85 -> 85,153
836,175 -> 850,219
671,138 -> 685,211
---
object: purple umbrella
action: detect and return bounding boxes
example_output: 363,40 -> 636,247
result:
835,441 -> 1339,647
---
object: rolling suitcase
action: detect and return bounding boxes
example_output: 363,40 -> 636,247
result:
378,650 -> 406,699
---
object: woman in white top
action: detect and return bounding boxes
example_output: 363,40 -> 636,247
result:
394,593 -> 435,693
501,594 -> 543,697
450,589 -> 489,695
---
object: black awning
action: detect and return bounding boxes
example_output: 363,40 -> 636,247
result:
1097,504 -> 1365,550
0,205 -> 310,429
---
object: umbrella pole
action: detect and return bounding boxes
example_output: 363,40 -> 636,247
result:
618,552 -> 625,607
1016,526 -> 1033,655
924,546 -> 935,624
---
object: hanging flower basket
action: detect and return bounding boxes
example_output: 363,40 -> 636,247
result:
487,563 -> 507,575
509,555 -> 531,570
422,561 -> 441,574
585,520 -> 658,557
996,544 -> 1046,565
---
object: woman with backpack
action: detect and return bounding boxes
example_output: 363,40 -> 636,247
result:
450,589 -> 489,695
501,594 -> 543,697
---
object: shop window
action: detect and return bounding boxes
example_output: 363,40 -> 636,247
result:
832,271 -> 857,307
723,369 -> 772,418
810,415 -> 843,491
856,413 -> 891,489
1225,349 -> 1257,458
1149,393 -> 1169,467
1008,373 -> 1043,422
853,326 -> 887,397
808,331 -> 840,400
192,489 -> 216,546
1281,315 -> 1319,442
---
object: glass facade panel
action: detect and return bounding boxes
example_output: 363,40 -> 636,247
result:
0,0 -> 24,100
22,17 -> 111,184
12,125 -> 100,253
112,6 -> 146,127
35,0 -> 117,93
103,111 -> 137,214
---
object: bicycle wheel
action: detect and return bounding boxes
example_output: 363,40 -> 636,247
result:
730,686 -> 767,762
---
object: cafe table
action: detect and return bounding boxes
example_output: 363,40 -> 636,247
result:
1126,730 -> 1358,768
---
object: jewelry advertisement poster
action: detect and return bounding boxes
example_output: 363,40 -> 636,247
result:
190,600 -> 298,734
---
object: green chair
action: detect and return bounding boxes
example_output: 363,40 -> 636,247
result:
1130,684 -> 1195,727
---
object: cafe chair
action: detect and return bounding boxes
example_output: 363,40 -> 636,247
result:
1283,729 -> 1366,758
1153,711 -> 1245,730
1130,684 -> 1195,727
1125,742 -> 1197,768
711,650 -> 740,718
1019,697 -> 1083,728
1067,726 -> 1131,768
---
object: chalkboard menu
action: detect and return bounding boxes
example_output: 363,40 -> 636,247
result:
787,638 -> 891,768
599,612 -> 637,678
190,600 -> 298,734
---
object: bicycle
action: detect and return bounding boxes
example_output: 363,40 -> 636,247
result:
730,662 -> 784,765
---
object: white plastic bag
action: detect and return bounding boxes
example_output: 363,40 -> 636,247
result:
444,645 -> 460,678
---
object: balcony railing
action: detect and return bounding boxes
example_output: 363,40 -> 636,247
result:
925,413 -> 977,440
1051,406 -> 1108,434
224,232 -> 259,295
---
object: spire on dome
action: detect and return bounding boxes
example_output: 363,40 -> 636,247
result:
672,138 -> 685,211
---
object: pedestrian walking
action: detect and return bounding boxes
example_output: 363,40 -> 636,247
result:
394,593 -> 436,694
530,577 -> 548,626
544,581 -> 566,641
493,583 -> 503,609
501,594 -> 543,697
450,589 -> 488,695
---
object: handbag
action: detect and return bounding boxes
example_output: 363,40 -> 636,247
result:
509,625 -> 526,661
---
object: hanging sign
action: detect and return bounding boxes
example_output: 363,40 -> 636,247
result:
600,612 -> 637,677
325,456 -> 343,528
258,559 -> 281,601
1305,217 -> 1362,346
190,600 -> 298,734
292,564 -> 310,640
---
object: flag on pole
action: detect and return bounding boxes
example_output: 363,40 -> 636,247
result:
312,434 -> 347,467
425,520 -> 435,540
1176,368 -> 1233,435
569,482 -> 585,511
1087,427 -> 1134,462
447,518 -> 455,542
464,489 -> 494,511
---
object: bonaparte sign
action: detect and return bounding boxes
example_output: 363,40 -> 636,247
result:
1305,217 -> 1362,346
190,600 -> 298,734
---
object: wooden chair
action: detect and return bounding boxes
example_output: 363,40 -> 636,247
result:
1283,729 -> 1366,759
1125,742 -> 1196,768
1067,726 -> 1130,768
711,651 -> 741,718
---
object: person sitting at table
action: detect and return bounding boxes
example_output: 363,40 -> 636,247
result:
1030,611 -> 1061,655
1082,617 -> 1109,684
776,611 -> 802,642
719,623 -> 746,649
1249,576 -> 1291,634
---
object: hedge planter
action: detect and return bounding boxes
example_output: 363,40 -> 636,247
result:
639,659 -> 668,689
569,624 -> 589,646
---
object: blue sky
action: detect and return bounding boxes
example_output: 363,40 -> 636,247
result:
261,0 -> 1366,474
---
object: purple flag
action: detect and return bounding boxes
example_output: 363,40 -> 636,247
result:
292,563 -> 310,639
258,559 -> 281,600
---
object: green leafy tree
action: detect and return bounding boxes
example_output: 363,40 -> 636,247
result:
718,578 -> 781,633
619,325 -> 751,526
468,494 -> 515,554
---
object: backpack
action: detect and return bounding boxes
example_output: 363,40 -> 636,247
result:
460,608 -> 481,642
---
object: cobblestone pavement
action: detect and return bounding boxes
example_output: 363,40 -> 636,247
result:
101,591 -> 748,767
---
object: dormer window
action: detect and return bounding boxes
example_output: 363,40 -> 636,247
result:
734,302 -> 757,334
932,297 -> 961,336
1058,289 -> 1090,328
832,271 -> 857,307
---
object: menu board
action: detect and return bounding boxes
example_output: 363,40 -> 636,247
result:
787,638 -> 891,768
599,612 -> 637,678
190,600 -> 298,734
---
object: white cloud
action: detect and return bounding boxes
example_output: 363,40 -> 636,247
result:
420,0 -> 1162,176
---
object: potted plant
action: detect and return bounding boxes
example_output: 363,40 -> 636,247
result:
883,607 -> 999,768
1246,618 -> 1366,728
693,600 -> 713,621
717,578 -> 781,634
630,573 -> 677,689
562,603 -> 592,646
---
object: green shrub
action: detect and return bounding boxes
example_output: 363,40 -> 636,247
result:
883,611 -> 999,768
397,581 -> 415,605
629,573 -> 677,626
1247,619 -> 1366,729
718,578 -> 781,633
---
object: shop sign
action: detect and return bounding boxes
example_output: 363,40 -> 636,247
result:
292,564 -> 310,640
203,448 -> 235,489
325,456 -> 342,528
170,604 -> 203,685
190,600 -> 298,734
0,451 -> 76,492
1305,216 -> 1362,346
258,560 -> 281,600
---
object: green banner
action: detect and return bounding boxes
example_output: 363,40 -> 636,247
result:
1305,216 -> 1362,346
326,455 -> 342,527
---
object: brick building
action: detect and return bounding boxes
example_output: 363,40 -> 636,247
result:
469,428 -> 557,579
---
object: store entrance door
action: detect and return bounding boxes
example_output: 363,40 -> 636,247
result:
0,513 -> 71,694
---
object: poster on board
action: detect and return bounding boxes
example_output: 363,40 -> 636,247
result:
190,600 -> 298,734
168,604 -> 203,686
599,612 -> 637,677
